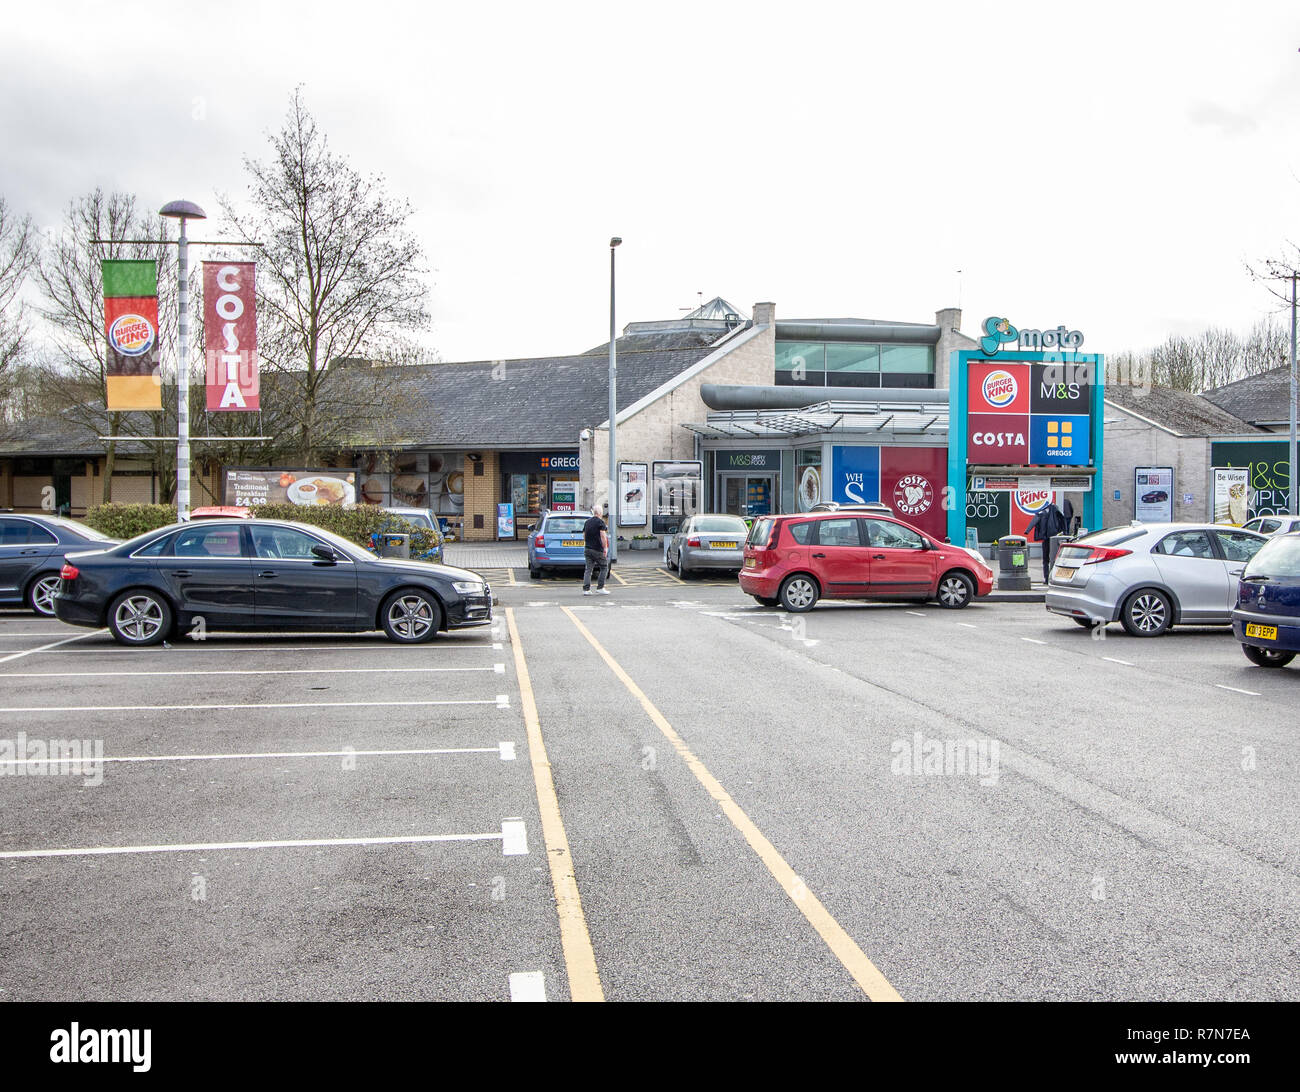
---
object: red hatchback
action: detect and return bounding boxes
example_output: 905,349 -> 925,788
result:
739,508 -> 993,612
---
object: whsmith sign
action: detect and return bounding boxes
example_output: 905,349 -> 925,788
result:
980,316 -> 1085,356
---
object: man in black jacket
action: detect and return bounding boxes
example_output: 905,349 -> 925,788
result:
1025,501 -> 1068,583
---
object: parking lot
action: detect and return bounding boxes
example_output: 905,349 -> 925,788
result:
2,578 -> 1298,1002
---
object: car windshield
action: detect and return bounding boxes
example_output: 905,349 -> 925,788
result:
693,517 -> 747,534
1244,534 -> 1300,579
389,511 -> 433,530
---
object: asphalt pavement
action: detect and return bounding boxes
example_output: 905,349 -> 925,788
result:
0,577 -> 1296,1002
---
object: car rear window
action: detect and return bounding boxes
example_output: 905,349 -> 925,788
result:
544,517 -> 587,536
1076,527 -> 1148,547
1245,535 -> 1300,579
747,518 -> 773,546
694,517 -> 747,534
787,521 -> 814,545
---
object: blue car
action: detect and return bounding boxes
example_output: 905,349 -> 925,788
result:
528,510 -> 594,579
1232,532 -> 1300,668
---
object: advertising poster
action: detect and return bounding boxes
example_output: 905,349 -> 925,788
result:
1134,467 -> 1174,522
795,450 -> 823,512
551,480 -> 578,512
101,259 -> 162,411
880,447 -> 946,540
203,261 -> 259,411
830,446 -> 881,504
652,460 -> 702,533
1209,441 -> 1297,520
619,463 -> 648,527
497,503 -> 515,540
357,452 -> 465,513
1212,466 -> 1251,525
964,481 -> 1058,543
965,359 -> 1091,466
225,468 -> 357,508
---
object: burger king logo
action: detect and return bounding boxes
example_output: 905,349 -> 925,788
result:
982,369 -> 1017,409
893,474 -> 934,516
108,313 -> 156,357
1013,490 -> 1051,516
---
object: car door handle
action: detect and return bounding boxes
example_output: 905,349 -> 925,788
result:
1227,568 -> 1244,576
812,552 -> 826,558
258,571 -> 278,579
171,570 -> 192,578
872,554 -> 887,560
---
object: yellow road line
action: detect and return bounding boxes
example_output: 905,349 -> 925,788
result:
655,567 -> 686,585
560,606 -> 904,1003
505,609 -> 604,1002
506,566 -> 517,586
607,565 -> 628,585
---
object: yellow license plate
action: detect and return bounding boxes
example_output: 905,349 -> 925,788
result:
1246,623 -> 1278,640
743,558 -> 757,569
710,541 -> 738,549
1051,565 -> 1074,583
562,539 -> 583,547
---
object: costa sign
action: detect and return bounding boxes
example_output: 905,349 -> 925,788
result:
204,262 -> 260,411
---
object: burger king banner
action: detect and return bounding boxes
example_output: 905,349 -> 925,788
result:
203,262 -> 259,411
101,260 -> 162,411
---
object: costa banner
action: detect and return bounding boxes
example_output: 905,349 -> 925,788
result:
101,260 -> 162,410
203,262 -> 259,411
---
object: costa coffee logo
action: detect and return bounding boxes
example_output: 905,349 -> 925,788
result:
893,474 -> 934,516
982,369 -> 1017,408
108,313 -> 155,357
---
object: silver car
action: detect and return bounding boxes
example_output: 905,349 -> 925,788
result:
1241,515 -> 1300,537
1045,522 -> 1268,636
666,514 -> 749,578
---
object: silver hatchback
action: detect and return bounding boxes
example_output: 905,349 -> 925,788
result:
666,514 -> 749,577
1045,522 -> 1268,636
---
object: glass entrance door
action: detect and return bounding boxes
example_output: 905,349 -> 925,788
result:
720,474 -> 775,517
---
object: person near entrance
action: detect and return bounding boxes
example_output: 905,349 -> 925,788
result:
1025,500 -> 1069,583
583,504 -> 610,595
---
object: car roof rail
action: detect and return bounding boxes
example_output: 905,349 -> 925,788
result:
808,501 -> 893,513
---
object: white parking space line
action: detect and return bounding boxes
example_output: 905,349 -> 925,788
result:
1020,637 -> 1047,645
0,631 -> 105,665
41,643 -> 500,654
508,971 -> 547,1001
1102,656 -> 1134,666
0,820 -> 528,860
0,746 -> 510,769
498,742 -> 516,761
0,631 -> 84,638
905,611 -> 926,617
0,699 -> 505,714
956,622 -> 977,629
1215,684 -> 1260,696
0,666 -> 502,679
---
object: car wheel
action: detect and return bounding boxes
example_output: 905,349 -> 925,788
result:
528,566 -> 541,580
1242,643 -> 1296,668
26,572 -> 61,617
108,590 -> 173,646
752,595 -> 779,608
779,574 -> 819,613
936,571 -> 975,609
381,589 -> 442,643
679,556 -> 693,579
1120,589 -> 1171,637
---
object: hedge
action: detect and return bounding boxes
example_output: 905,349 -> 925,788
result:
84,503 -> 178,540
251,503 -> 440,557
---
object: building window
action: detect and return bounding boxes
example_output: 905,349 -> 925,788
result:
776,340 -> 934,388
826,343 -> 880,388
880,344 -> 934,387
775,341 -> 825,385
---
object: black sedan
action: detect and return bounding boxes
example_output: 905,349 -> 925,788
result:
1,512 -> 119,616
52,518 -> 494,645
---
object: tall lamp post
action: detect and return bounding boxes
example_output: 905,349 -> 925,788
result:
608,236 -> 622,562
159,199 -> 207,521
1290,271 -> 1297,516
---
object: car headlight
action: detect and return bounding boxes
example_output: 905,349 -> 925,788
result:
452,581 -> 486,595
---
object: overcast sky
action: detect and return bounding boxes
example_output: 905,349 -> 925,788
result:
4,0 -> 1300,365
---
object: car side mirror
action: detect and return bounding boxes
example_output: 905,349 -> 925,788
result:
311,544 -> 337,562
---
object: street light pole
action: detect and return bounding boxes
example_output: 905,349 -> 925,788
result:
159,199 -> 207,521
608,236 -> 622,562
1291,272 -> 1297,515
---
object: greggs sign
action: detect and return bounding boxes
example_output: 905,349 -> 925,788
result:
203,262 -> 259,411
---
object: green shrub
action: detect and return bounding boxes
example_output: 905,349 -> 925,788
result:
85,503 -> 178,540
251,503 -> 441,558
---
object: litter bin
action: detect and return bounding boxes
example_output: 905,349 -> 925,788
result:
378,533 -> 410,559
996,534 -> 1031,591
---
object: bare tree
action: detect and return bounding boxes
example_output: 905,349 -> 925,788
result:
218,88 -> 431,463
34,189 -> 183,502
0,196 -> 37,422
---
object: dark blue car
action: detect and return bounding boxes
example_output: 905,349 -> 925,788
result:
0,513 -> 118,616
1232,532 -> 1300,668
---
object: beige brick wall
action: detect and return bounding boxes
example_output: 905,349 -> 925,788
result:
1102,403 -> 1211,526
586,306 -> 777,536
11,476 -> 49,511
461,450 -> 499,542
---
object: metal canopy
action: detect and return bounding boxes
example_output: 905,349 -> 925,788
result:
682,399 -> 949,440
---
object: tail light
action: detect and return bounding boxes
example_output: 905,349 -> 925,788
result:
60,562 -> 80,580
1078,546 -> 1132,564
534,534 -> 545,548
687,537 -> 701,547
